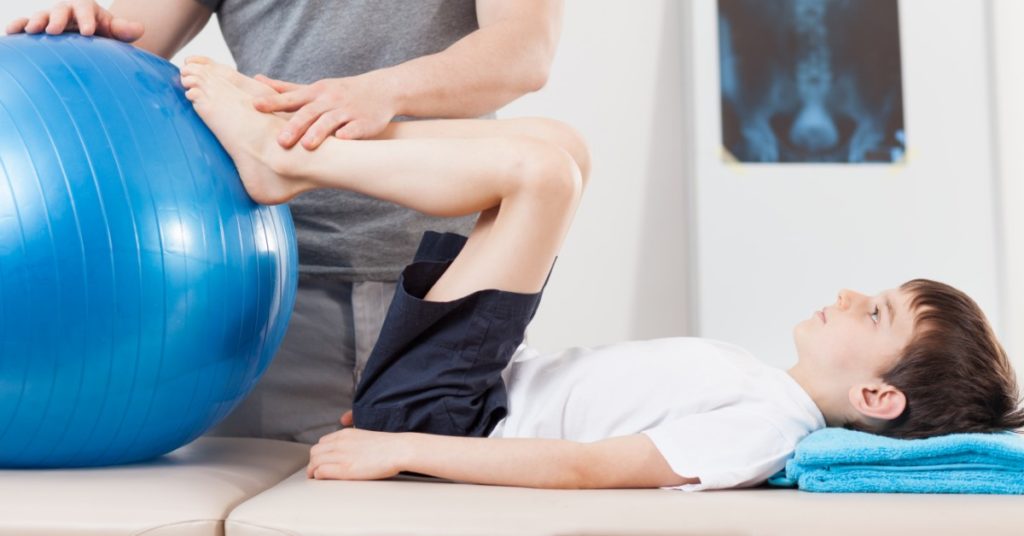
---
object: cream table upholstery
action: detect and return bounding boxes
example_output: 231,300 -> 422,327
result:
227,471 -> 1023,536
5,438 -> 1019,536
0,437 -> 309,536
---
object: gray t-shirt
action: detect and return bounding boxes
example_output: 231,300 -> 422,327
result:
194,0 -> 482,281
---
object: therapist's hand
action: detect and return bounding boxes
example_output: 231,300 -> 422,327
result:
253,73 -> 398,150
6,0 -> 144,42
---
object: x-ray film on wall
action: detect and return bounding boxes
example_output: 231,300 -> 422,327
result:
718,0 -> 906,163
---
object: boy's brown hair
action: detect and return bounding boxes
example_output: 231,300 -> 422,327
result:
869,279 -> 1024,439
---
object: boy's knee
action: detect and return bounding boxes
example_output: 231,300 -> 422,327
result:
518,141 -> 583,207
518,118 -> 592,184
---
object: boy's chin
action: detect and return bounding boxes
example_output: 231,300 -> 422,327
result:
791,321 -> 818,361
792,317 -> 813,340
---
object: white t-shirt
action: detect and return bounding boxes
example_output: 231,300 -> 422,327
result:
488,337 -> 825,491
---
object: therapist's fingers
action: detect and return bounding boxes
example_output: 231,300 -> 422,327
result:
45,3 -> 72,35
107,17 -> 144,42
255,74 -> 303,93
71,1 -> 97,35
5,17 -> 29,34
24,11 -> 51,34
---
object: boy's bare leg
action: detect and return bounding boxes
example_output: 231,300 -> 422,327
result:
183,57 -> 589,179
181,62 -> 587,299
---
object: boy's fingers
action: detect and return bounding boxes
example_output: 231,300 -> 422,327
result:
307,453 -> 342,479
313,464 -> 345,480
313,433 -> 341,448
340,410 -> 354,426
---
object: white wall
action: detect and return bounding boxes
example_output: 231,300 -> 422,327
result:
172,20 -> 232,67
992,0 -> 1024,381
689,0 -> 1004,369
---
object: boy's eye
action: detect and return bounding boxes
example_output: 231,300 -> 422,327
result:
870,305 -> 880,324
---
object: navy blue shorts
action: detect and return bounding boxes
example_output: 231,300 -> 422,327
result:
352,231 -> 548,437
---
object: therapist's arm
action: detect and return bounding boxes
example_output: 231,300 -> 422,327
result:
380,0 -> 563,118
254,0 -> 564,148
307,428 -> 695,489
110,0 -> 212,58
6,0 -> 213,60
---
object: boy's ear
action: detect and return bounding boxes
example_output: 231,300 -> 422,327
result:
848,382 -> 907,422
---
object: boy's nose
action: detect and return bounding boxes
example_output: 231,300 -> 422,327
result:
836,289 -> 865,310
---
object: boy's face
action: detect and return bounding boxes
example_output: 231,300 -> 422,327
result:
793,288 -> 917,383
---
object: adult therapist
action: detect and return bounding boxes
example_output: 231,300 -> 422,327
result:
7,0 -> 563,444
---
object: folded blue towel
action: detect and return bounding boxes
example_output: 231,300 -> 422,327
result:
768,427 -> 1024,494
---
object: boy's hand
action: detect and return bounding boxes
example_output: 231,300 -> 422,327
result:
307,428 -> 408,481
339,410 -> 354,427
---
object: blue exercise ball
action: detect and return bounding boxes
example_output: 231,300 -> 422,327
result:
0,34 -> 298,467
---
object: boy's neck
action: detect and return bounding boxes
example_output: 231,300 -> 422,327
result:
786,363 -> 842,427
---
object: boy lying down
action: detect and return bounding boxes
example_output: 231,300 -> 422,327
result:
180,58 -> 1024,491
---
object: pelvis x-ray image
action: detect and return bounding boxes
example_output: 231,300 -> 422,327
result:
718,0 -> 906,163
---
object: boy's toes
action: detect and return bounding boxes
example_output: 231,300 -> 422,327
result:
215,64 -> 245,82
184,55 -> 213,65
184,87 -> 205,102
209,63 -> 262,91
179,64 -> 208,79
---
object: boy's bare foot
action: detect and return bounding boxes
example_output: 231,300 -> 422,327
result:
181,62 -> 304,205
183,56 -> 279,100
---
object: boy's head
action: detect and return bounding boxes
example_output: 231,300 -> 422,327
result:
790,278 -> 1024,438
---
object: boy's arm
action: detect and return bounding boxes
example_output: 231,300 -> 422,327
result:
308,428 -> 696,489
